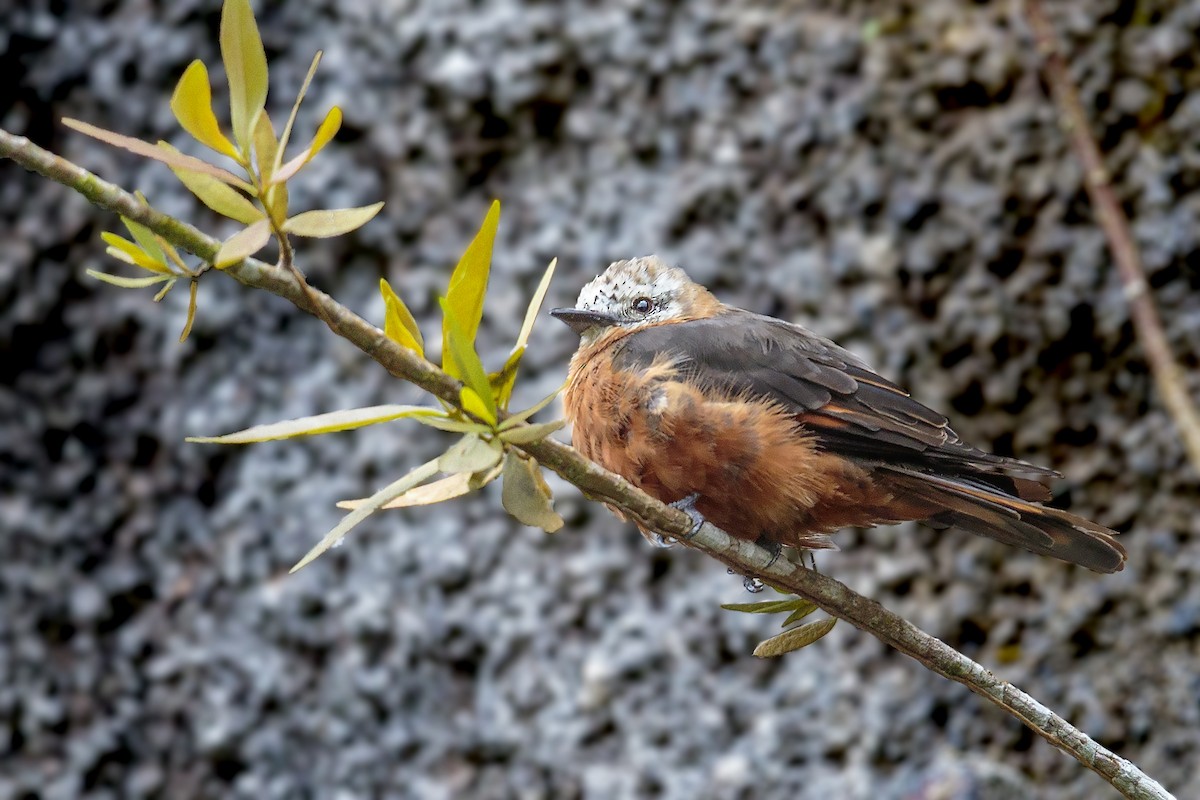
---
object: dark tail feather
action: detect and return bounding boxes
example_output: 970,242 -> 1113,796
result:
882,468 -> 1127,573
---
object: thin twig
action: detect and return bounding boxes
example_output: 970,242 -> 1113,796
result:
0,127 -> 1175,800
1024,0 -> 1200,473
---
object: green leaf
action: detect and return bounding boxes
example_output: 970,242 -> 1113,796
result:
213,218 -> 272,268
101,232 -> 172,274
468,460 -> 505,490
291,458 -> 441,572
61,119 -> 252,190
220,0 -> 269,155
120,215 -> 165,267
179,279 -> 199,343
494,257 -> 558,406
163,142 -> 264,224
410,415 -> 494,434
780,601 -> 820,628
337,472 -> 475,510
170,59 -> 240,159
86,269 -> 173,289
440,297 -> 498,423
720,599 -> 812,615
252,109 -> 279,182
153,278 -> 178,302
439,434 -> 502,474
753,618 -> 838,658
501,451 -> 564,533
276,51 -> 322,168
282,202 -> 384,238
488,352 -> 522,413
497,387 -> 564,430
442,200 -> 499,372
460,387 -> 496,426
498,419 -> 565,445
516,257 -> 557,354
272,106 -> 343,184
185,404 -> 439,444
379,278 -> 424,356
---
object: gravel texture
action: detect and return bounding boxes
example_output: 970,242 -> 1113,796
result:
2,1 -> 1199,798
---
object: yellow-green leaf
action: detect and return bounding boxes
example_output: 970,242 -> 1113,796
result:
780,601 -> 820,628
489,257 -> 556,409
753,618 -> 838,658
721,599 -> 812,615
163,144 -> 264,224
460,387 -> 496,426
185,404 -> 438,444
488,352 -> 521,412
291,458 -> 441,572
101,233 -> 172,274
179,279 -> 199,343
497,386 -> 563,430
282,202 -> 384,238
61,119 -> 251,190
120,216 -> 165,266
272,106 -> 342,184
277,51 -> 322,167
498,419 -> 565,445
220,0 -> 268,155
213,218 -> 271,268
160,240 -> 191,274
469,460 -> 504,490
501,451 -> 563,533
86,269 -> 173,289
442,200 -> 499,368
264,182 -> 288,226
173,167 -> 264,223
170,59 -> 240,159
380,278 -> 424,356
253,113 -> 289,223
252,109 -> 279,184
337,472 -> 475,510
439,434 -> 502,474
440,298 -> 497,422
411,415 -> 493,434
153,278 -> 177,302
517,257 -> 557,351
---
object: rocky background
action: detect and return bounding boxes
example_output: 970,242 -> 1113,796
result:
3,1 -> 1199,798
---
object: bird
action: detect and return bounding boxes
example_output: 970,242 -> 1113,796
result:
550,256 -> 1127,573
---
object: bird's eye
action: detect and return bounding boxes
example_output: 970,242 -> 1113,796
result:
632,297 -> 653,314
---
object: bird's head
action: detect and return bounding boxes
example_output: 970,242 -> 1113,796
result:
550,256 -> 721,344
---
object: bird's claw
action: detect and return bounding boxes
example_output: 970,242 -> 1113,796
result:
754,534 -> 783,569
669,493 -> 705,539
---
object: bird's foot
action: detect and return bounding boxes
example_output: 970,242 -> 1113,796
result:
647,531 -> 675,549
754,534 -> 783,569
669,493 -> 705,539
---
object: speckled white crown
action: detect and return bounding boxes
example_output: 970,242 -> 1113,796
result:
575,256 -> 692,314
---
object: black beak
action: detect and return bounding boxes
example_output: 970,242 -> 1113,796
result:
550,307 -> 619,336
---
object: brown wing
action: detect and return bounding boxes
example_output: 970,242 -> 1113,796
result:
610,309 -> 1126,572
611,308 -> 1057,500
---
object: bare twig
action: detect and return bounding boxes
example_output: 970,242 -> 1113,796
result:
0,127 -> 1175,800
1024,0 -> 1200,473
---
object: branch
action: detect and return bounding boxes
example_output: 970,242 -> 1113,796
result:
0,127 -> 1175,800
1024,0 -> 1200,474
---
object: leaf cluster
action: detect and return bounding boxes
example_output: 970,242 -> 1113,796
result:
65,0 -> 382,336
721,593 -> 838,656
188,201 -> 565,572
